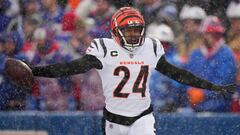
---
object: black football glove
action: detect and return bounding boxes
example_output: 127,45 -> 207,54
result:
211,84 -> 237,99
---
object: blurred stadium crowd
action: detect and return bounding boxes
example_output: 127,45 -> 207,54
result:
1,0 -> 240,113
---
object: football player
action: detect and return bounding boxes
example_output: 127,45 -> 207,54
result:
31,7 -> 236,135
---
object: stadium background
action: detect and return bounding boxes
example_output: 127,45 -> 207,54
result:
1,0 -> 240,134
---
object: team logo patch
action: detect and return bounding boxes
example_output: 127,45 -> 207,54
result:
111,51 -> 118,57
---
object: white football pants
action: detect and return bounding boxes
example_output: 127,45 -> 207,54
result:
105,113 -> 156,135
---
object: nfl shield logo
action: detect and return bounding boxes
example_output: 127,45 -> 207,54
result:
109,124 -> 113,129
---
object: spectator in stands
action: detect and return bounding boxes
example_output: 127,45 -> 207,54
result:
147,3 -> 180,35
75,69 -> 105,111
184,16 -> 237,112
88,0 -> 115,38
226,1 -> 240,83
0,0 -> 20,33
147,24 -> 189,112
41,0 -> 65,34
135,0 -> 164,25
175,0 -> 231,20
68,18 -> 93,57
155,3 -> 181,36
21,15 -> 42,61
20,0 -> 40,17
0,31 -> 29,110
74,0 -> 96,20
63,17 -> 104,111
176,5 -> 206,64
226,1 -> 240,112
54,11 -> 76,48
25,28 -> 74,111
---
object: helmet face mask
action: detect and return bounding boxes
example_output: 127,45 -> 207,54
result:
118,25 -> 145,52
111,7 -> 145,53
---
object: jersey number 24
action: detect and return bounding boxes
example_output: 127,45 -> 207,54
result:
113,65 -> 149,98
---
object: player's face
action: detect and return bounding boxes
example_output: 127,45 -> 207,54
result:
121,26 -> 142,44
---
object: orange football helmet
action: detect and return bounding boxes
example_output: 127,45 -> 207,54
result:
110,7 -> 145,52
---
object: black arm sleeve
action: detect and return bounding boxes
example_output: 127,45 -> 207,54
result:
155,56 -> 214,90
32,54 -> 102,78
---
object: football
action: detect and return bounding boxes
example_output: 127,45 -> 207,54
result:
5,58 -> 34,88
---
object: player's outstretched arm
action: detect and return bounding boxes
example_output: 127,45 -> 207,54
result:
32,54 -> 102,77
155,56 -> 236,94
